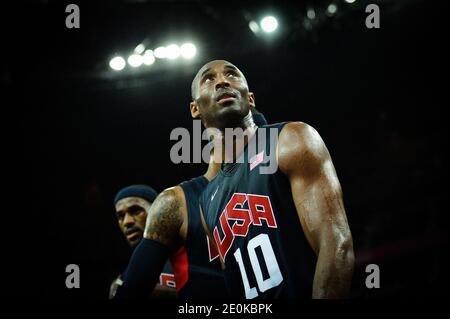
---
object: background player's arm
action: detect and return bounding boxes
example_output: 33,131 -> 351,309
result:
278,122 -> 355,299
110,277 -> 177,299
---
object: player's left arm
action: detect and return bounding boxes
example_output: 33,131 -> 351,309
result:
278,122 -> 355,299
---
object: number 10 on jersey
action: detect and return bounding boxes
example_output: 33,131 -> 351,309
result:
234,233 -> 283,299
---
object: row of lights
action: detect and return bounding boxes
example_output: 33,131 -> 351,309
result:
326,0 -> 358,16
302,0 -> 358,31
109,1 -> 358,71
110,15 -> 278,71
248,0 -> 357,35
110,42 -> 197,71
307,0 -> 358,19
307,2 -> 345,19
249,15 -> 279,34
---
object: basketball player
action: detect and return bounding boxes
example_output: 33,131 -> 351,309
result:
195,60 -> 355,299
110,185 -> 176,298
114,110 -> 268,299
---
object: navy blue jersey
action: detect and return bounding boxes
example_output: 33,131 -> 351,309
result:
171,176 -> 228,298
200,123 -> 317,299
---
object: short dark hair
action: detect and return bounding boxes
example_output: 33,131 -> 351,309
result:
190,60 -> 249,101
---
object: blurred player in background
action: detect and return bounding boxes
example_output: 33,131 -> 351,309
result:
110,184 -> 176,298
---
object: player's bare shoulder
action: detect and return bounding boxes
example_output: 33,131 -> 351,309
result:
144,186 -> 187,248
277,121 -> 330,178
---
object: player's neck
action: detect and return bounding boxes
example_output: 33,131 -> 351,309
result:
220,129 -> 258,164
203,161 -> 221,181
221,110 -> 256,132
227,111 -> 257,163
207,111 -> 258,164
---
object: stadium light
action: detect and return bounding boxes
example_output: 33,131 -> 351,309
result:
166,44 -> 180,60
260,16 -> 278,33
180,43 -> 197,59
307,8 -> 316,20
134,43 -> 145,54
154,46 -> 167,59
143,50 -> 155,65
128,54 -> 143,67
249,20 -> 260,34
109,56 -> 126,71
327,3 -> 338,16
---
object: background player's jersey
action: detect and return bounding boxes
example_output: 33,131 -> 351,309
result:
200,123 -> 317,299
172,176 -> 228,298
159,261 -> 176,288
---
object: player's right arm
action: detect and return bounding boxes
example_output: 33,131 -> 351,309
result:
114,187 -> 187,299
278,122 -> 354,298
144,186 -> 187,248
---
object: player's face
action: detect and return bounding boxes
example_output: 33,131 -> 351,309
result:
115,197 -> 150,248
191,60 -> 255,129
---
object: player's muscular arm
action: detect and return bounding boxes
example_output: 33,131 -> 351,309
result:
278,122 -> 355,299
144,186 -> 187,250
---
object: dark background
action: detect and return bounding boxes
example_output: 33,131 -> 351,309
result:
1,0 -> 447,298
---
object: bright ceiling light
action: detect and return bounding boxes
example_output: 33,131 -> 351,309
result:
142,50 -> 155,65
166,44 -> 180,60
134,43 -> 145,54
109,56 -> 126,71
154,46 -> 167,59
127,54 -> 143,67
260,16 -> 278,33
180,43 -> 197,59
327,3 -> 338,15
249,20 -> 260,34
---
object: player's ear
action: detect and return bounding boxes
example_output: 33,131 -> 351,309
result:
248,92 -> 256,109
190,100 -> 201,119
